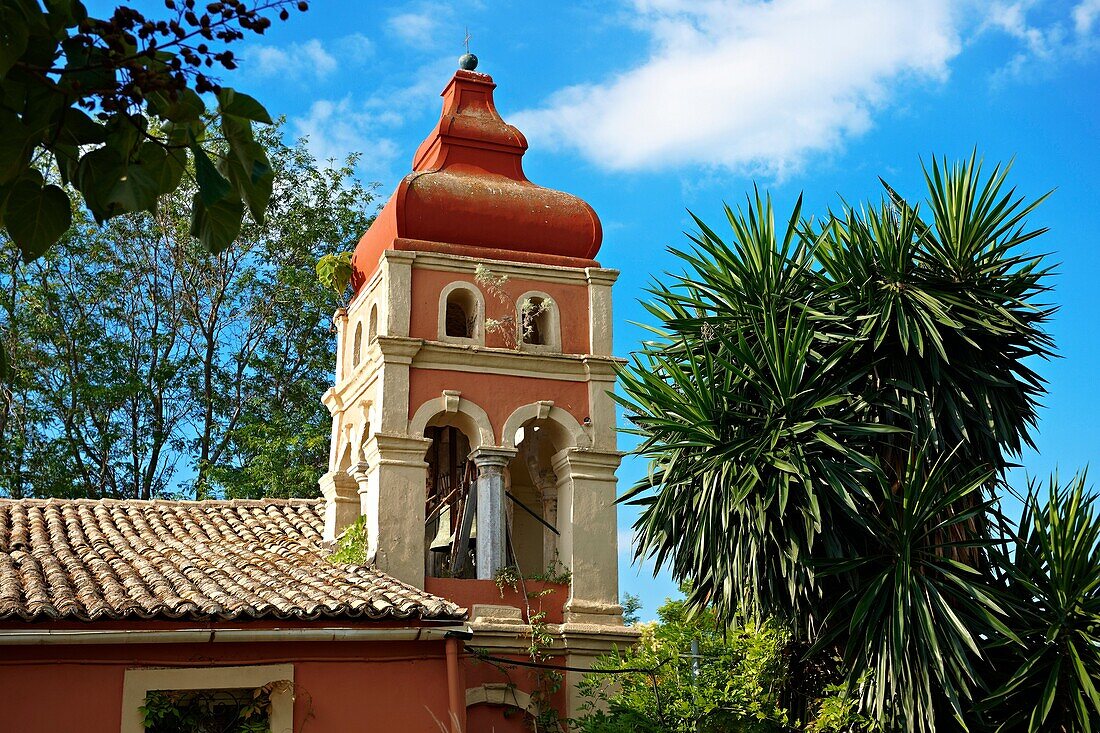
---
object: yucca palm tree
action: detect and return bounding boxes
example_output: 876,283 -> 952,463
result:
983,474 -> 1100,732
616,155 -> 1060,731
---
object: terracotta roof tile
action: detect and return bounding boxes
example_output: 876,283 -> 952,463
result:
0,497 -> 464,623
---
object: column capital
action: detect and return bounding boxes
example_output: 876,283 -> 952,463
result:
584,266 -> 620,287
469,446 -> 517,470
367,433 -> 432,464
375,335 -> 422,364
551,448 -> 623,479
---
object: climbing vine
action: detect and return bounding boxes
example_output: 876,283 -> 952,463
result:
327,515 -> 370,565
482,557 -> 574,731
474,264 -> 551,349
140,683 -> 284,733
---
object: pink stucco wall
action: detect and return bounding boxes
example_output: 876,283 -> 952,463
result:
0,631 -> 453,733
0,620 -> 563,733
409,267 -> 592,355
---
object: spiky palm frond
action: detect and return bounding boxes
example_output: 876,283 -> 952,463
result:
615,155 -> 1056,731
983,474 -> 1100,733
819,155 -> 1055,478
814,452 -> 1010,733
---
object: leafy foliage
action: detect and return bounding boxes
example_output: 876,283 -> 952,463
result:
0,0 -> 309,379
615,155 -> 1061,730
814,453 -> 1010,731
622,592 -> 642,625
0,125 -> 374,499
576,594 -> 871,733
316,251 -> 353,304
141,684 -> 277,733
327,515 -> 369,565
0,0 -> 307,254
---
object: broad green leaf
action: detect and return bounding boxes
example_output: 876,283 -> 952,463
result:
57,39 -> 115,92
75,146 -> 161,220
42,0 -> 87,29
218,88 -> 274,125
0,108 -> 32,184
192,146 -> 231,206
108,154 -> 161,213
52,142 -> 79,185
136,142 -> 183,196
0,6 -> 30,77
74,146 -> 127,222
103,113 -> 144,158
148,88 -> 206,123
190,192 -> 243,253
316,252 -> 353,294
53,108 -> 107,146
4,180 -> 71,261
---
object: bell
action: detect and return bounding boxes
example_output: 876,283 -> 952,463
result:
430,505 -> 453,553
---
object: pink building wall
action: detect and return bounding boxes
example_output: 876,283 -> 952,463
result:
0,610 -> 568,733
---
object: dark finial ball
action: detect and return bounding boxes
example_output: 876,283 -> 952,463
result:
458,53 -> 478,71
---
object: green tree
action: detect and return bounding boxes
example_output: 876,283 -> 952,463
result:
576,592 -> 873,733
0,124 -> 374,499
0,0 -> 309,380
621,592 -> 643,625
613,155 -> 1094,731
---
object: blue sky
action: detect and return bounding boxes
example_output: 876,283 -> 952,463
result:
110,0 -> 1100,618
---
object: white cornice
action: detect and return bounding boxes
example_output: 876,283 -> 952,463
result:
401,249 -> 620,286
330,337 -> 624,405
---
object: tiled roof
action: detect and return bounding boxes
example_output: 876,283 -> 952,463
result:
0,497 -> 464,623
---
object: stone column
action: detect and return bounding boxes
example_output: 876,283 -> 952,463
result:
355,433 -> 432,588
317,469 -> 359,543
469,447 -> 517,580
552,447 -> 624,624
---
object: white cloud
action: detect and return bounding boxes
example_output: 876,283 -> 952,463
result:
293,96 -> 401,175
512,0 -> 961,177
1075,0 -> 1100,35
243,34 -> 374,83
289,57 -> 455,181
983,0 -> 1100,79
387,11 -> 442,48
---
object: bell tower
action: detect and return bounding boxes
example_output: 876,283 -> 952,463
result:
318,62 -> 624,634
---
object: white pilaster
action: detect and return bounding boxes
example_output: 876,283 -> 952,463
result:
355,433 -> 432,587
553,447 -> 624,624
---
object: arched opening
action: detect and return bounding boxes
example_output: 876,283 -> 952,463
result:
424,424 -> 476,578
444,289 -> 476,339
505,417 -> 572,577
351,322 -> 363,368
368,304 -> 378,342
467,684 -> 544,733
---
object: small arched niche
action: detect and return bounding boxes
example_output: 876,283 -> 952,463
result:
368,304 -> 378,342
351,321 -> 363,368
438,282 -> 483,344
517,291 -> 560,352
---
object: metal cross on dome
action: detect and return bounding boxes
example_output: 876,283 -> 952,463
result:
459,27 -> 478,70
